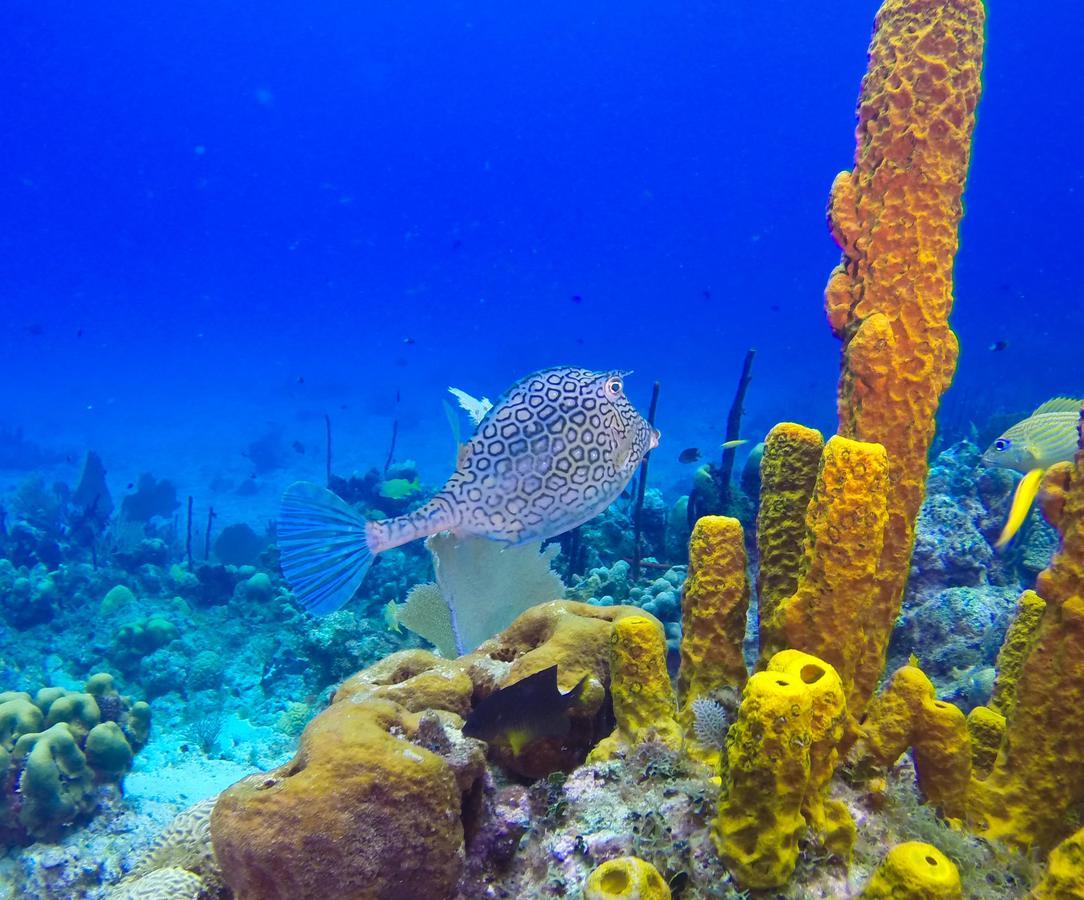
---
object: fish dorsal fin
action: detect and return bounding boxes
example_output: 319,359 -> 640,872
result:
1033,397 -> 1084,415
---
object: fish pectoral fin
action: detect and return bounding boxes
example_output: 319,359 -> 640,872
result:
995,467 -> 1045,550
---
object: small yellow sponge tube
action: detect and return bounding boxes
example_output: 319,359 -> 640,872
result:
677,515 -> 749,764
755,423 -> 824,630
583,856 -> 671,900
860,666 -> 971,818
861,842 -> 962,899
589,615 -> 681,762
712,670 -> 812,889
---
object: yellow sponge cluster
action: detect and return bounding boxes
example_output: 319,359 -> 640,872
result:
859,666 -> 971,818
713,652 -> 851,888
861,842 -> 962,899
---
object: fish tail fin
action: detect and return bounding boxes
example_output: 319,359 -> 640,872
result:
995,467 -> 1046,550
279,481 -> 375,614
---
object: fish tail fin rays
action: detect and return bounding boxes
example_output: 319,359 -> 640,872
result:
279,481 -> 374,615
995,467 -> 1046,550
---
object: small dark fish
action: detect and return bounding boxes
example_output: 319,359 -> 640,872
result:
702,289 -> 711,301
770,304 -> 781,312
296,375 -> 305,384
989,340 -> 1009,352
678,447 -> 701,464
292,441 -> 305,455
451,239 -> 462,252
403,336 -> 416,345
463,665 -> 588,755
26,323 -> 44,336
570,294 -> 583,305
126,482 -> 134,489
76,328 -> 84,338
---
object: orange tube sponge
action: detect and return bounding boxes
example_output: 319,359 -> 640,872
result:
712,670 -> 813,889
860,666 -> 971,818
824,0 -> 985,720
759,435 -> 889,720
589,615 -> 681,762
755,423 -> 824,632
860,842 -> 962,899
677,516 -> 748,762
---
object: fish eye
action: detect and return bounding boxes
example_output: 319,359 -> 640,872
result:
605,377 -> 623,397
994,438 -> 1011,451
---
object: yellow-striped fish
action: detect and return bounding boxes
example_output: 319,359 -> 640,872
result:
982,397 -> 1082,548
982,397 -> 1083,473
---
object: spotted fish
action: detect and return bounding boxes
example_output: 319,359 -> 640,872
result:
279,367 -> 660,614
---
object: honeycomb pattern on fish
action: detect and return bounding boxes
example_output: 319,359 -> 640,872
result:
279,366 -> 658,614
370,366 -> 659,551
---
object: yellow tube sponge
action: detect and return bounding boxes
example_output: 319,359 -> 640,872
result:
583,856 -> 671,900
766,650 -> 855,858
678,516 -> 749,698
967,423 -> 1084,853
964,705 -> 1004,780
759,435 -> 889,720
1032,826 -> 1084,899
755,423 -> 824,630
860,666 -> 971,817
590,615 -> 681,762
712,670 -> 812,889
825,0 -> 984,724
988,590 -> 1046,719
677,516 -> 748,763
860,842 -> 962,899
1036,412 -> 1084,606
966,595 -> 1084,853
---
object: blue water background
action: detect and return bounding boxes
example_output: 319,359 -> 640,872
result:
2,0 -> 1082,523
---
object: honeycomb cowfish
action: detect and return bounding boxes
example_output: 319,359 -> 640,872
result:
279,367 -> 660,614
982,396 -> 1083,548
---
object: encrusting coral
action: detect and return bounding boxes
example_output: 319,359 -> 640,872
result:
822,0 -> 985,717
211,698 -> 481,900
0,672 -> 150,844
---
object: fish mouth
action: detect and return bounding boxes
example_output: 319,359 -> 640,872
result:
649,428 -> 661,450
